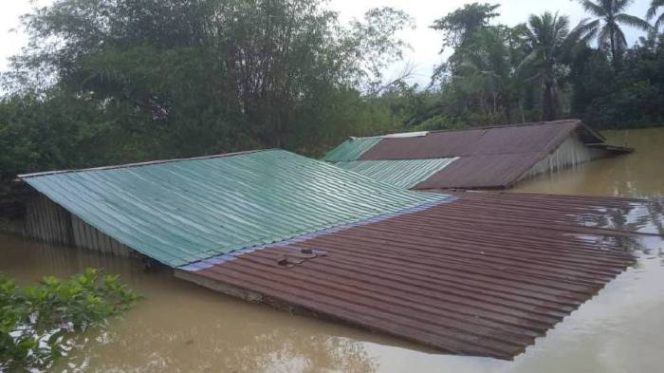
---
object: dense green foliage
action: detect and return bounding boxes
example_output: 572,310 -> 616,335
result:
0,0 -> 663,188
417,1 -> 662,129
0,268 -> 140,371
1,0 -> 412,184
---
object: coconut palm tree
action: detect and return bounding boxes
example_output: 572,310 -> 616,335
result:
647,0 -> 664,31
519,13 -> 592,120
451,27 -> 514,118
579,0 -> 651,67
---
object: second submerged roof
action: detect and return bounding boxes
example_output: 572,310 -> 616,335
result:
325,120 -> 627,189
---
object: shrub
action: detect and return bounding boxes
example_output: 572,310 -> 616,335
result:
0,268 -> 140,371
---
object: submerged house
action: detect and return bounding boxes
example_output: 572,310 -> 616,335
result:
11,149 -> 663,359
325,119 -> 632,190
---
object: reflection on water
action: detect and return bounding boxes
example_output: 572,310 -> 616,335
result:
0,127 -> 663,372
515,128 -> 664,257
574,201 -> 664,255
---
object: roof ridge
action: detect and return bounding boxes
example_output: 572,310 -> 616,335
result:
343,119 -> 583,140
425,119 -> 582,135
18,149 -> 275,179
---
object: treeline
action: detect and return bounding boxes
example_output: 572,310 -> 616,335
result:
1,0 -> 664,188
0,0 -> 413,186
410,1 -> 664,130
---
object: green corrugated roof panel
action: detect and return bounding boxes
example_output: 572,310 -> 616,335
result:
334,159 -> 458,189
20,150 -> 446,267
323,137 -> 382,162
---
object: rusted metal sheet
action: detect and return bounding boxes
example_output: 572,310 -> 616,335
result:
178,192 -> 663,360
337,120 -> 630,190
414,154 -> 546,189
359,120 -> 584,160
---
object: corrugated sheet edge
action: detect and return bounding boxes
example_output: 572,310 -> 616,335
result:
180,195 -> 456,271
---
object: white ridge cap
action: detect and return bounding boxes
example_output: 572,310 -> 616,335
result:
382,131 -> 429,139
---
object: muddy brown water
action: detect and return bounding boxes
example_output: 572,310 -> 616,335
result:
1,128 -> 663,372
513,127 -> 664,199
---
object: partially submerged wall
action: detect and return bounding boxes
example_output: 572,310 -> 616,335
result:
24,194 -> 73,245
19,193 -> 132,257
519,134 -> 609,182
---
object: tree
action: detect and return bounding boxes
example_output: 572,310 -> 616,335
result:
570,33 -> 664,127
647,0 -> 664,32
1,0 -> 413,178
430,2 -> 501,85
444,26 -> 527,122
426,4 -> 544,126
431,2 -> 500,51
580,0 -> 651,68
519,12 -> 592,120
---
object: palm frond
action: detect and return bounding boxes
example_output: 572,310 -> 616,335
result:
615,13 -> 652,30
597,25 -> 612,51
516,49 -> 543,74
647,0 -> 664,19
657,13 -> 664,29
578,29 -> 598,46
614,26 -> 628,51
615,0 -> 634,13
565,19 -> 598,52
569,18 -> 598,40
579,0 -> 606,17
521,27 -> 537,44
555,14 -> 571,39
528,14 -> 542,31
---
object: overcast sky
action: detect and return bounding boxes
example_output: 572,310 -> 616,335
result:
0,0 -> 652,85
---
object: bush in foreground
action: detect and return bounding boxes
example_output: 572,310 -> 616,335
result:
0,268 -> 140,371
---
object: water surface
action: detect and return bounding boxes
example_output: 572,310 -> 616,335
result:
1,127 -> 663,372
514,127 -> 664,199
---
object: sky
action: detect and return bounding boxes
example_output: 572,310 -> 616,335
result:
0,0 -> 653,86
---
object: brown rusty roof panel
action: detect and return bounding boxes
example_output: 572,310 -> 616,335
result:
362,128 -> 487,159
352,119 -> 627,189
414,154 -> 547,189
177,192 -> 663,360
470,121 -> 577,155
360,120 -> 582,160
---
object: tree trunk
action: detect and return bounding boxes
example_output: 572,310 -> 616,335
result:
609,23 -> 619,70
542,80 -> 556,121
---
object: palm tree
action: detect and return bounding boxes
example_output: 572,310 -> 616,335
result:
647,0 -> 664,31
579,0 -> 651,67
452,27 -> 513,118
519,13 -> 590,120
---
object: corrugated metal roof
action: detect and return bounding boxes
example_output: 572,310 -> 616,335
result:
334,158 -> 458,189
359,120 -> 588,160
324,120 -> 629,190
179,192 -> 664,359
20,150 -> 447,267
414,154 -> 546,190
323,137 -> 382,162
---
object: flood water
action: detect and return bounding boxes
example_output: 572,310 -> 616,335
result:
513,127 -> 664,199
1,127 -> 663,372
